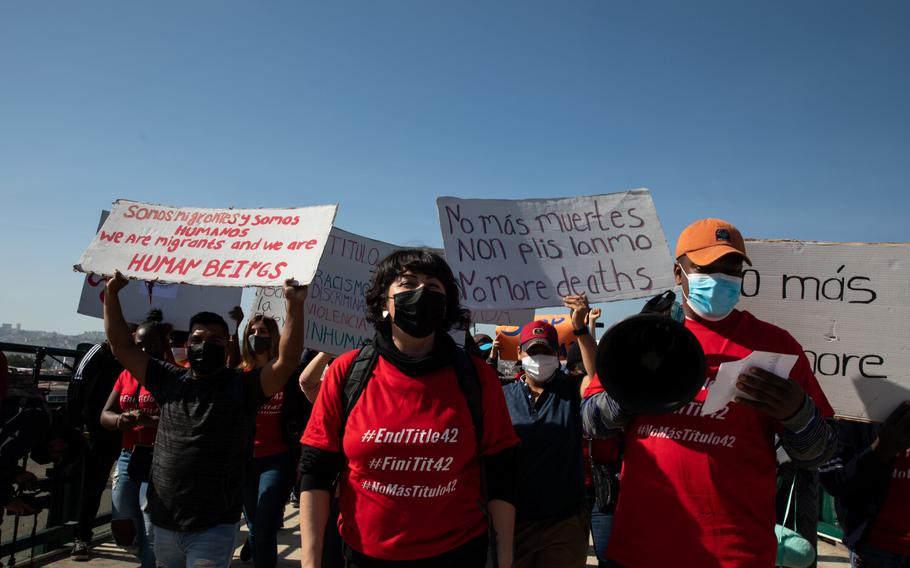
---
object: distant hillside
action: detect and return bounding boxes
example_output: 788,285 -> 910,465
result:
0,326 -> 106,351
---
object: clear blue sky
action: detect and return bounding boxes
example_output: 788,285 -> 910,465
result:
1,1 -> 908,335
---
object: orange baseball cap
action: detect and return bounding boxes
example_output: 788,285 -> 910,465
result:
675,218 -> 752,266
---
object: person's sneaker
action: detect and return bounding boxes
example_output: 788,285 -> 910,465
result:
70,539 -> 91,562
290,493 -> 300,509
239,540 -> 252,562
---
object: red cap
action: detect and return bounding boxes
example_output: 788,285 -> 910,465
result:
675,218 -> 752,266
519,321 -> 558,353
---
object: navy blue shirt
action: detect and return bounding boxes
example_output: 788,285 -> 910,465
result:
504,371 -> 586,522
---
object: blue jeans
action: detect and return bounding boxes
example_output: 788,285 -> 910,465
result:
851,544 -> 910,568
242,451 -> 294,568
153,523 -> 238,568
111,448 -> 155,568
586,492 -> 614,567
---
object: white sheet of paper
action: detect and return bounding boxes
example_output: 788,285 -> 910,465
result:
701,351 -> 799,415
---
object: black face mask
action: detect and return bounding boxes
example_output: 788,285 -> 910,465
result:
248,334 -> 271,355
187,341 -> 227,376
392,288 -> 447,339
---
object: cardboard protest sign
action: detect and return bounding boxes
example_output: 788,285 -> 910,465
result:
250,228 -> 400,354
470,309 -> 535,326
77,211 -> 243,327
738,240 -> 910,422
495,314 -> 577,361
75,200 -> 337,287
437,190 -> 674,310
78,273 -> 243,329
249,287 -> 288,329
251,230 -> 536,353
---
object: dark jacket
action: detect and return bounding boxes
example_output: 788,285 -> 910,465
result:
280,367 -> 312,462
819,420 -> 894,550
66,344 -> 123,443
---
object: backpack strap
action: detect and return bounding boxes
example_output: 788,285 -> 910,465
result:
338,343 -> 380,440
452,349 -> 483,446
452,349 -> 500,568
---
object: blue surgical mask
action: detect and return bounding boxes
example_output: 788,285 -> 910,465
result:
680,266 -> 742,321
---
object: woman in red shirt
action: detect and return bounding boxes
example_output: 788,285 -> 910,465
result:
299,249 -> 520,568
100,320 -> 165,568
238,314 -> 301,568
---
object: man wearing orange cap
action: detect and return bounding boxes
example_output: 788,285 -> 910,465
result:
581,219 -> 837,567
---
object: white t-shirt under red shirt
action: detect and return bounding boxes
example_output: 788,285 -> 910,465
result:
586,309 -> 834,567
301,349 -> 520,561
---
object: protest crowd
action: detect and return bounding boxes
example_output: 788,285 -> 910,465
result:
2,201 -> 909,568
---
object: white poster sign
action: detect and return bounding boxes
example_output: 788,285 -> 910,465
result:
78,273 -> 243,330
250,229 -> 536,354
470,309 -> 535,326
251,228 -> 400,354
75,200 -> 337,287
76,211 -> 243,327
738,240 -> 910,422
436,190 -> 674,310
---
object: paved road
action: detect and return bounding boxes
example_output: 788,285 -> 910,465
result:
42,505 -> 851,567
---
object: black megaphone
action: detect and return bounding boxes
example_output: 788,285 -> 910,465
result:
595,292 -> 707,415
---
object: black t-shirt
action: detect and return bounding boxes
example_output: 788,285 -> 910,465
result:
143,359 -> 268,531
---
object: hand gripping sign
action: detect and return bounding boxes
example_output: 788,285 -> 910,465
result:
74,200 -> 338,287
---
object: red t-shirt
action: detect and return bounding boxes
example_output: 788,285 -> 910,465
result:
254,391 -> 289,458
586,310 -> 834,567
866,448 -> 910,556
301,349 -> 520,561
114,370 -> 160,450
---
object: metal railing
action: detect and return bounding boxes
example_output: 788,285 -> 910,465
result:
0,342 -> 112,567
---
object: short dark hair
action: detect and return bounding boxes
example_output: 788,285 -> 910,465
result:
365,249 -> 470,332
169,329 -> 189,345
188,311 -> 230,337
472,333 -> 493,346
144,308 -> 164,323
136,320 -> 168,343
566,342 -> 584,375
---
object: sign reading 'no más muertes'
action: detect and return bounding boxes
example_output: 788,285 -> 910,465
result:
74,200 -> 338,287
436,190 -> 675,310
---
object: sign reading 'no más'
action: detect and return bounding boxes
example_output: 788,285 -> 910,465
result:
738,240 -> 910,422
